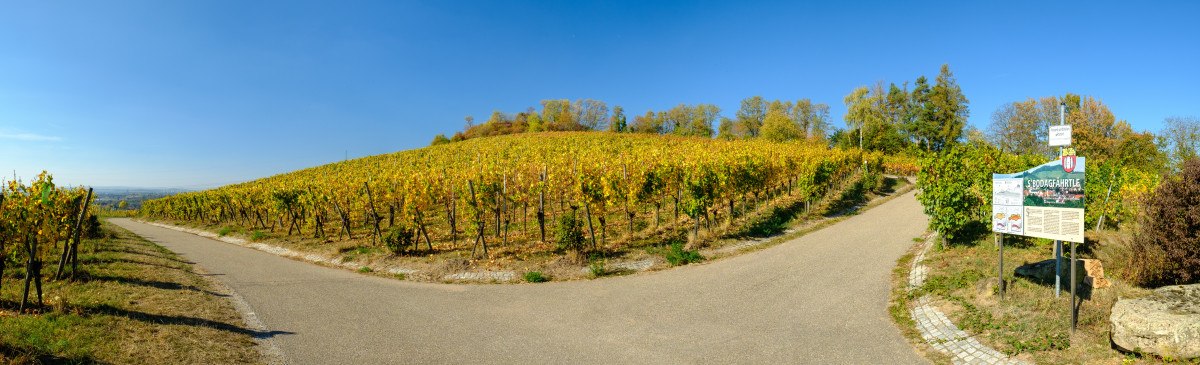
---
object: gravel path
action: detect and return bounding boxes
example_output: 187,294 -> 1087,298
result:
907,235 -> 1031,365
108,190 -> 928,364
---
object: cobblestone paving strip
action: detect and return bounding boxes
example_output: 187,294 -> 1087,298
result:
908,235 -> 1031,365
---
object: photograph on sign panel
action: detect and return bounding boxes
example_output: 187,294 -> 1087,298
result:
1021,159 -> 1085,209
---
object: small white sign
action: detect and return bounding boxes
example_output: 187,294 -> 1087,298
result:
1049,125 -> 1072,146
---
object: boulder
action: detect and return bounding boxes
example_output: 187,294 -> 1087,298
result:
1013,258 -> 1108,289
1110,284 -> 1200,359
1081,258 -> 1111,289
1014,259 -> 1057,284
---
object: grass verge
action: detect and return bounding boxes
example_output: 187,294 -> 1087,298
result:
0,221 -> 263,364
911,231 -> 1183,364
888,234 -> 952,365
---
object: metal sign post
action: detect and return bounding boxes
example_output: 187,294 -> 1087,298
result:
1055,241 -> 1062,297
1054,102 -> 1066,298
998,233 -> 1005,300
1071,240 -> 1078,333
1054,101 -> 1079,333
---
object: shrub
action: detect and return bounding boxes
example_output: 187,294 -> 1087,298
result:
588,260 -> 606,277
217,226 -> 232,237
916,143 -> 1040,245
383,225 -> 417,255
555,212 -> 586,255
664,241 -> 703,266
883,154 -> 921,176
1085,160 -> 1160,229
523,271 -> 548,283
250,230 -> 266,241
83,214 -> 103,239
1128,158 -> 1200,286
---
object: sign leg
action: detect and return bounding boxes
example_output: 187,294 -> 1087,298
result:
1071,241 -> 1078,333
998,234 -> 1004,300
1055,240 -> 1062,298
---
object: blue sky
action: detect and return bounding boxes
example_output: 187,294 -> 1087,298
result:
2,1 -> 1197,188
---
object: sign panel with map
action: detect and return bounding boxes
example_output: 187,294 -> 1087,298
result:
991,157 -> 1086,242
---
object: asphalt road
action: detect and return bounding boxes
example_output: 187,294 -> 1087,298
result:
109,190 -> 928,364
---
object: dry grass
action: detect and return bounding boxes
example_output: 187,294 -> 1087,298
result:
0,221 -> 262,364
912,230 -> 1197,364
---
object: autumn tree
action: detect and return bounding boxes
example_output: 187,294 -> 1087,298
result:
792,99 -> 831,142
540,99 -> 578,131
1067,95 -> 1132,162
687,104 -> 720,138
660,103 -> 718,138
987,97 -> 1056,156
486,110 -> 511,125
573,99 -> 610,131
735,96 -> 767,138
630,111 -> 662,134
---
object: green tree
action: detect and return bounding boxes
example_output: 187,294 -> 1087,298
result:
716,117 -> 737,140
922,64 -> 969,151
1160,116 -> 1200,172
735,96 -> 766,137
760,109 -> 802,142
907,76 -> 932,147
1116,131 -> 1167,173
686,104 -> 720,138
527,113 -> 544,132
608,105 -> 627,132
656,104 -> 719,138
843,86 -> 882,149
884,83 -> 914,142
430,134 -> 451,146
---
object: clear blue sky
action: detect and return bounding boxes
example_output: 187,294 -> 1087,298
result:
2,1 -> 1197,188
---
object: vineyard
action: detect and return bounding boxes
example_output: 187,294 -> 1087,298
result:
141,132 -> 886,262
1,172 -> 96,312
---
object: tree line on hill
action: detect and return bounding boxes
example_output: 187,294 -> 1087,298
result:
431,63 -> 1199,174
431,65 -> 973,154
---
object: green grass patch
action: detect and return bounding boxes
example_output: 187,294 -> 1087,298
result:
588,259 -> 607,278
0,221 -> 262,364
916,231 -> 1155,363
664,242 -> 703,266
523,271 -> 548,283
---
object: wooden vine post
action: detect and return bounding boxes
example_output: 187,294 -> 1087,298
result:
364,181 -> 382,244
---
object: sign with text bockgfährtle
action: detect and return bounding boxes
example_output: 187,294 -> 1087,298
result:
991,156 -> 1086,242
